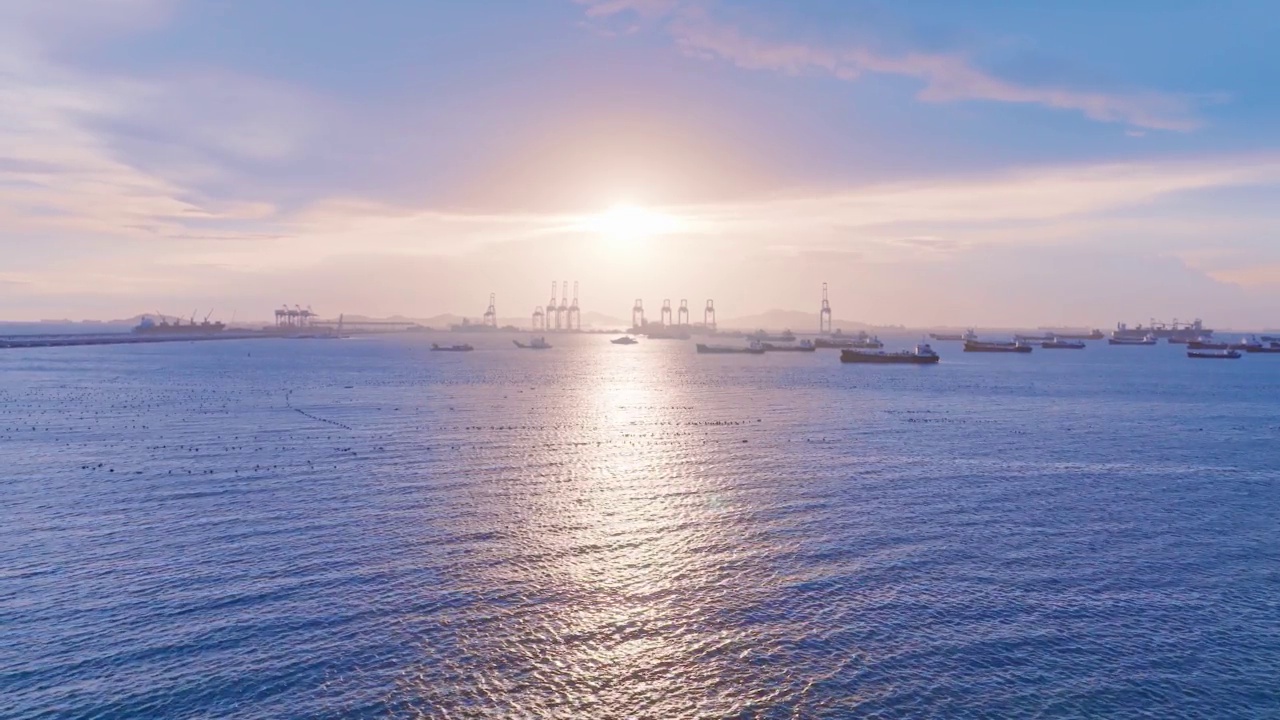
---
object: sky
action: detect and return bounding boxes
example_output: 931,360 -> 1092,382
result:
2,0 -> 1279,327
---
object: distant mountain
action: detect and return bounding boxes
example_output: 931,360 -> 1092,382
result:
719,309 -> 873,332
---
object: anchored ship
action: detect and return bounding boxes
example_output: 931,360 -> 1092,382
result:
930,329 -> 977,342
840,343 -> 940,364
1113,319 -> 1212,343
133,314 -> 225,336
696,342 -> 765,355
964,339 -> 1033,353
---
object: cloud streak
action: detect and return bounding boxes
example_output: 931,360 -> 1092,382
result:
578,0 -> 1207,131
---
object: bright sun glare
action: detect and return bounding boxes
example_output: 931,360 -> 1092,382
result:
584,204 -> 681,246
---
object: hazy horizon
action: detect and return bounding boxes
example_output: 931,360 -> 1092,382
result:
4,0 -> 1280,327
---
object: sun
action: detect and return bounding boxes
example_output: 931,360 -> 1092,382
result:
582,204 -> 681,246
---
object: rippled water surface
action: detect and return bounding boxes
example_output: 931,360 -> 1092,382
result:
3,334 -> 1278,719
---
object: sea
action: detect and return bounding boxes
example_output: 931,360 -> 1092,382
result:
2,333 -> 1277,719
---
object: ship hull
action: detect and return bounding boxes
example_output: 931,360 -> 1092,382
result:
840,351 -> 938,364
697,344 -> 764,354
964,342 -> 1032,353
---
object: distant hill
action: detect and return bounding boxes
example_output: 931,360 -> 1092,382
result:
720,309 -> 875,332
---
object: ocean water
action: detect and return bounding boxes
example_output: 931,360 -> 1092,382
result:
2,333 -> 1278,719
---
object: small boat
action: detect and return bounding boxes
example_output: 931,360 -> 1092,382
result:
840,343 -> 940,364
696,342 -> 765,355
1041,338 -> 1086,349
964,339 -> 1033,353
762,340 -> 816,352
1188,350 -> 1241,359
513,336 -> 552,349
1109,334 -> 1157,346
431,343 -> 474,352
611,336 -> 638,345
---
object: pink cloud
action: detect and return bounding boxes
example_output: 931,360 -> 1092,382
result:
578,0 -> 1207,131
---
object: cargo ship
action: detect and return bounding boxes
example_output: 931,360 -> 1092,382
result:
1114,319 -> 1212,342
1041,338 -> 1086,349
762,340 -> 816,352
1109,334 -> 1157,346
929,329 -> 977,342
1190,337 -> 1263,351
964,339 -> 1033,353
815,331 -> 882,348
1188,349 -> 1240,359
431,343 -> 473,352
840,344 -> 939,364
133,315 -> 225,335
1036,328 -> 1104,340
697,342 -> 765,355
747,329 -> 796,343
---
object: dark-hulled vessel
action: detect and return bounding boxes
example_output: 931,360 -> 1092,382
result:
134,315 -> 225,336
964,339 -> 1033,353
1188,349 -> 1240,359
1109,334 -> 1157,346
1041,338 -> 1086,349
762,340 -> 815,352
431,343 -> 474,352
841,343 -> 939,364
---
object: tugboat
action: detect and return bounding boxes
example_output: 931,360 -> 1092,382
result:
1188,349 -> 1241,359
840,343 -> 940,364
513,337 -> 552,349
761,340 -> 816,352
611,336 -> 638,345
696,341 -> 765,355
964,339 -> 1033,353
1109,333 -> 1157,346
431,343 -> 474,352
1041,338 -> 1086,349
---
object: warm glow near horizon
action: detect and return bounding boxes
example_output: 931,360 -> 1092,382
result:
581,204 -> 685,248
2,0 -> 1279,328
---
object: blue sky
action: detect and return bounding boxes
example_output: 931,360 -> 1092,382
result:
2,0 -> 1279,326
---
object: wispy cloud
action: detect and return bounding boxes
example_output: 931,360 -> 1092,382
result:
578,0 -> 1209,131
